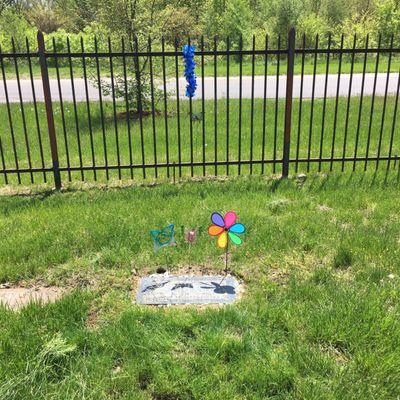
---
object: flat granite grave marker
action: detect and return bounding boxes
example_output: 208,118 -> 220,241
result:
136,275 -> 240,305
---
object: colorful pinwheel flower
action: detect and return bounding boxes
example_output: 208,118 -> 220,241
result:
208,211 -> 245,249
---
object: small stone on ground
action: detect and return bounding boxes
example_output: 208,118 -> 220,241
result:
0,287 -> 64,310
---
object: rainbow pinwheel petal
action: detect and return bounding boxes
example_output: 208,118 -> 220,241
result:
229,223 -> 245,234
224,211 -> 237,228
208,225 -> 224,236
228,231 -> 242,245
217,231 -> 228,248
211,212 -> 225,227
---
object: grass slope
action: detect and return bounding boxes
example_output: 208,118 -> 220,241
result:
1,174 -> 400,399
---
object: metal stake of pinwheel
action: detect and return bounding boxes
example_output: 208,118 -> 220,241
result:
208,211 -> 246,284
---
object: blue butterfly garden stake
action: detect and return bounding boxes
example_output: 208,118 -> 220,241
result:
150,224 -> 176,253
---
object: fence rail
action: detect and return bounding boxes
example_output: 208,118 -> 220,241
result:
0,28 -> 399,188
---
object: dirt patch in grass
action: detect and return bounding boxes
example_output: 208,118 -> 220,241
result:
319,343 -> 350,365
0,285 -> 65,310
316,204 -> 333,212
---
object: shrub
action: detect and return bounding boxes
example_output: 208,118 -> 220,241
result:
0,9 -> 36,52
375,0 -> 400,47
297,13 -> 330,48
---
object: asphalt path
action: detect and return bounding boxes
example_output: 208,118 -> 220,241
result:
0,73 -> 399,103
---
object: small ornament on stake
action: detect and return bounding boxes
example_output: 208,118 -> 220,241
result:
185,228 -> 198,270
185,228 -> 198,244
150,224 -> 176,269
150,224 -> 176,252
207,211 -> 245,284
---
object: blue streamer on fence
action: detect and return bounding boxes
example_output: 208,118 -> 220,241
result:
182,44 -> 197,98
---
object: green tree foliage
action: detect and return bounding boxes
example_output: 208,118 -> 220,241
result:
375,0 -> 400,45
223,0 -> 252,49
0,8 -> 36,51
297,13 -> 330,47
2,0 -> 400,45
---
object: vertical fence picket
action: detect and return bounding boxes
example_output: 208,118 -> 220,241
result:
226,36 -> 230,176
0,134 -> 6,184
353,35 -> 369,171
188,37 -> 194,177
67,36 -> 84,181
273,36 -> 281,174
282,28 -> 295,178
213,36 -> 218,176
37,32 -> 61,189
122,37 -> 133,179
26,37 -> 46,182
295,34 -> 306,173
364,34 -> 381,171
330,34 -> 344,171
238,35 -> 243,175
149,37 -> 158,179
318,33 -> 331,172
376,34 -> 394,171
53,38 -> 71,181
249,35 -> 255,175
307,35 -> 319,172
174,37 -> 181,178
0,45 -> 20,184
12,38 -> 33,183
108,37 -> 122,180
261,34 -> 268,174
341,34 -> 357,172
200,36 -> 206,177
81,37 -> 96,181
94,36 -> 109,180
161,36 -> 170,178
387,69 -> 400,172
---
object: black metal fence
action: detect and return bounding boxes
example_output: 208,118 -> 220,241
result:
0,29 -> 400,188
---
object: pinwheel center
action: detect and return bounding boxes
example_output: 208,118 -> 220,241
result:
224,227 -> 228,232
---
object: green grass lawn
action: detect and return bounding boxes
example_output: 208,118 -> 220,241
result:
1,95 -> 399,186
2,55 -> 400,79
1,174 -> 400,398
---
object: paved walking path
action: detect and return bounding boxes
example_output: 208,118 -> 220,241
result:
0,73 -> 398,103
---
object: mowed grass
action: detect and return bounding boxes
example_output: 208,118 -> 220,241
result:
3,55 -> 400,78
1,94 -> 400,186
1,175 -> 400,399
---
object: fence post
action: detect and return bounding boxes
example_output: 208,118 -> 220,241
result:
282,28 -> 295,178
37,31 -> 61,190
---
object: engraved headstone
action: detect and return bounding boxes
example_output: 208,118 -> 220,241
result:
136,275 -> 239,305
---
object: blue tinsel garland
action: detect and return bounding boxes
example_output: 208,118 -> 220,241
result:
182,44 -> 197,98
